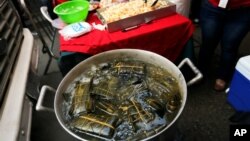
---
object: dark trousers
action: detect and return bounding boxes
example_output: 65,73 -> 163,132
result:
190,0 -> 202,20
198,0 -> 250,81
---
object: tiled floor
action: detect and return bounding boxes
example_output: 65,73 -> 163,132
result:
29,23 -> 250,141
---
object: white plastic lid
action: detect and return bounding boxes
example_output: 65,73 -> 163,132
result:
236,55 -> 250,80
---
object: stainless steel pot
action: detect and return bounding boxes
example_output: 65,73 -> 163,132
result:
36,49 -> 202,141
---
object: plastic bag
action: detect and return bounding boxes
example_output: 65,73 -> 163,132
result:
59,22 -> 92,40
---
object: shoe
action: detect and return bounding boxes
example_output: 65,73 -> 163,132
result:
214,79 -> 226,92
192,18 -> 200,25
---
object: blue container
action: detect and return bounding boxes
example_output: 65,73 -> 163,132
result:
228,55 -> 250,112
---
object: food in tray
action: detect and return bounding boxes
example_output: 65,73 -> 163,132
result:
89,1 -> 100,11
100,0 -> 129,8
99,0 -> 170,23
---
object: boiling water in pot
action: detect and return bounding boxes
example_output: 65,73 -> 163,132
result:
62,59 -> 182,140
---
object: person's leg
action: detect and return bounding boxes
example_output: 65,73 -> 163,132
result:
190,0 -> 203,23
198,0 -> 224,78
218,7 -> 250,82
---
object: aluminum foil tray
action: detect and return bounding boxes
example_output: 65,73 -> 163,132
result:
97,1 -> 176,32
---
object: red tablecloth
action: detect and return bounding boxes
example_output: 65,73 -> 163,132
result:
60,13 -> 194,62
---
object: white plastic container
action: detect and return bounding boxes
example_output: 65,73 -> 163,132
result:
228,55 -> 250,112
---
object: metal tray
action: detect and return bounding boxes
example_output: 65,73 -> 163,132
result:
97,1 -> 176,32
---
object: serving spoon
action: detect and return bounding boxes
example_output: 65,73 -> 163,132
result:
144,0 -> 159,7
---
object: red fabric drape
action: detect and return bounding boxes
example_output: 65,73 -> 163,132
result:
59,13 -> 194,62
53,0 -> 68,7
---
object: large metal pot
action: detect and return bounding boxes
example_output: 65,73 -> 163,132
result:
36,49 -> 202,141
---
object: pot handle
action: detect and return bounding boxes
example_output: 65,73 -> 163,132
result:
36,85 -> 55,112
178,58 -> 203,86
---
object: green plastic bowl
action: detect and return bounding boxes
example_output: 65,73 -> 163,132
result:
53,0 -> 89,24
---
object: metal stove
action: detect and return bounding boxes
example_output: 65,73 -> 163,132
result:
0,0 -> 34,140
